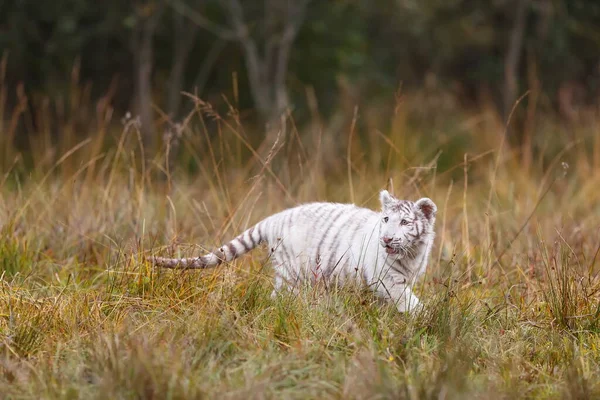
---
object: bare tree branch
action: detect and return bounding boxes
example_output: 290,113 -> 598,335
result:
190,38 -> 227,98
168,0 -> 237,39
176,0 -> 310,135
273,0 -> 308,110
223,0 -> 270,117
167,10 -> 199,117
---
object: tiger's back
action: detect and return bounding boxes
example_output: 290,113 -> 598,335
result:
260,202 -> 379,285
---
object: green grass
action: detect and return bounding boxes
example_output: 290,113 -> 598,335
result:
1,92 -> 600,399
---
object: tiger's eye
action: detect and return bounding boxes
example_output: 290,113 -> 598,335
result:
401,219 -> 408,225
383,217 -> 389,223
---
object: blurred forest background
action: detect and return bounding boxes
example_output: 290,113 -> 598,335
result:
3,3 -> 600,397
1,0 -> 599,167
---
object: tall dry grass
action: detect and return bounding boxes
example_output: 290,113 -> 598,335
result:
1,73 -> 600,399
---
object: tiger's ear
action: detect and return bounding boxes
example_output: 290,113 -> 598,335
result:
415,198 -> 437,221
380,190 -> 395,211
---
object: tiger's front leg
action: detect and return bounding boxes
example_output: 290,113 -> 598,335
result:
377,275 -> 422,313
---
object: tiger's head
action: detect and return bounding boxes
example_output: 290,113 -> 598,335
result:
379,190 -> 437,258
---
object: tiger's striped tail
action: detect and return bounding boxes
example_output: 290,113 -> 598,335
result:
149,222 -> 266,269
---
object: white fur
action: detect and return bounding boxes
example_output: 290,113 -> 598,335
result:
151,190 -> 437,313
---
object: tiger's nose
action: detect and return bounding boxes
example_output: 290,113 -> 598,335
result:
383,237 -> 393,244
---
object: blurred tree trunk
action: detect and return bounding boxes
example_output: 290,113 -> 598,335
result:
223,0 -> 309,146
131,2 -> 163,154
171,0 -> 309,149
190,38 -> 226,98
503,0 -> 529,122
165,10 -> 199,176
167,11 -> 198,120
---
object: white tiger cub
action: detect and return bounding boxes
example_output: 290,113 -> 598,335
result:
150,190 -> 436,312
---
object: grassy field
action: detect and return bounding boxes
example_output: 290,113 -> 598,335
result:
1,94 -> 600,399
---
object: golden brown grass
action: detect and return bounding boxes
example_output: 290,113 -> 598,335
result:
1,88 -> 600,399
